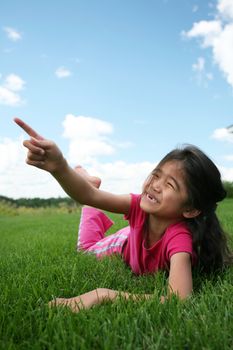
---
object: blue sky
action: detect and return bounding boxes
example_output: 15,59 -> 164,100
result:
1,0 -> 233,198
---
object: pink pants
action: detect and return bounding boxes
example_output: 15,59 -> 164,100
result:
77,207 -> 130,258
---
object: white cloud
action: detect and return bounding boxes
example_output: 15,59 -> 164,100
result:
183,20 -> 222,47
210,117 -> 233,170
0,74 -> 25,106
0,136 -> 66,199
4,74 -> 25,91
182,0 -> 233,88
0,86 -> 22,106
3,27 -> 22,41
213,23 -> 233,86
116,141 -> 133,149
0,137 -> 24,172
211,127 -> 233,142
62,114 -> 115,164
86,161 -> 155,194
62,114 -> 154,193
219,165 -> 233,181
55,66 -> 71,78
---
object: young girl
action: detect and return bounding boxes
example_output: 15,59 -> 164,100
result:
14,118 -> 232,312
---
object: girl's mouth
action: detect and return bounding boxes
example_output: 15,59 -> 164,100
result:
146,193 -> 158,203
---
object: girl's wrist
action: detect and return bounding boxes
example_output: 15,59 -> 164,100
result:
51,157 -> 69,177
97,288 -> 119,301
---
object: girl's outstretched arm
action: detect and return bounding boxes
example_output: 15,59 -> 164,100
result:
49,267 -> 193,313
49,256 -> 193,313
49,288 -> 153,313
14,118 -> 131,214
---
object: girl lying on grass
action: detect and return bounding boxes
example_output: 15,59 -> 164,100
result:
14,117 -> 233,312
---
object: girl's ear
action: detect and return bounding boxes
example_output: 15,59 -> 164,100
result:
183,208 -> 201,219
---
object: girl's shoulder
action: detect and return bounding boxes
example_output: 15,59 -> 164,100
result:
163,221 -> 195,262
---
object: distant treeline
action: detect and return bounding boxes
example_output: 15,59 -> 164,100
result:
0,195 -> 79,208
224,182 -> 233,198
0,182 -> 233,208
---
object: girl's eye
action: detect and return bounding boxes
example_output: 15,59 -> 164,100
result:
167,182 -> 175,189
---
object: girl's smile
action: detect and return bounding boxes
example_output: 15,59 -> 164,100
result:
146,193 -> 159,204
140,160 -> 188,221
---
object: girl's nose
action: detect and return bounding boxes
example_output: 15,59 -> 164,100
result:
151,178 -> 162,192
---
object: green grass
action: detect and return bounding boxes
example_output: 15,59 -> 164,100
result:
0,201 -> 233,350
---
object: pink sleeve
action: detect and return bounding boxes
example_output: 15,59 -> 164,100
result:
166,231 -> 193,261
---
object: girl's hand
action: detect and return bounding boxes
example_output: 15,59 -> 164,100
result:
23,137 -> 66,174
48,288 -> 118,313
14,118 -> 66,174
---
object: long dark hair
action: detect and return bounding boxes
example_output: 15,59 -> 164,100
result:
158,145 -> 233,274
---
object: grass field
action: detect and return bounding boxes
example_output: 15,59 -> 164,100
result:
0,200 -> 233,350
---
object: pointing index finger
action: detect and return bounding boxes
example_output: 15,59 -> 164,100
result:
14,117 -> 44,140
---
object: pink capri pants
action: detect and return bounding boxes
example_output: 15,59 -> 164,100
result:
77,207 -> 130,258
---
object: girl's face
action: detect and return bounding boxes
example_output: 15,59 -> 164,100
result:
140,160 -> 189,221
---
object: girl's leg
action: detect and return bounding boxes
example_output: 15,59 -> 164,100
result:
78,205 -> 130,257
77,206 -> 114,251
86,225 -> 130,258
74,166 -> 130,257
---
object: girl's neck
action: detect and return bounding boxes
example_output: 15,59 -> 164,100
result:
146,215 -> 181,247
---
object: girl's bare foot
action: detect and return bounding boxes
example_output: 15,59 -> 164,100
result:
74,165 -> 101,188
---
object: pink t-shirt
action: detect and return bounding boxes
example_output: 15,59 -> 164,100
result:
122,194 -> 196,275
